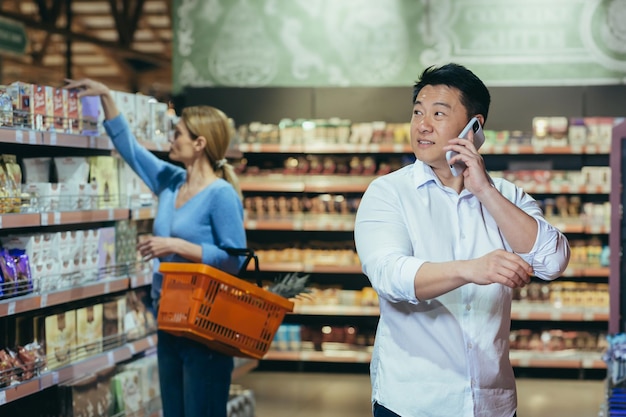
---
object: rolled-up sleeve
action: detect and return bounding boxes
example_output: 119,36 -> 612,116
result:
516,217 -> 571,281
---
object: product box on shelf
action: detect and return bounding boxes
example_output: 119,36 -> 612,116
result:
36,309 -> 77,370
149,100 -> 169,143
53,156 -> 90,184
88,156 -> 120,208
22,182 -> 60,212
67,88 -> 81,134
75,303 -> 103,359
8,81 -> 34,129
103,296 -> 127,350
122,355 -> 160,414
80,96 -> 101,136
114,90 -> 137,135
21,157 -> 51,183
111,368 -> 143,417
58,182 -> 93,211
115,219 -> 138,266
52,87 -> 68,132
33,84 -> 54,131
117,158 -> 153,208
97,226 -> 116,278
0,85 -> 13,127
134,93 -> 153,141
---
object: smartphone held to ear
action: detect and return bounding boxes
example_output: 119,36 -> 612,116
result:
445,117 -> 486,177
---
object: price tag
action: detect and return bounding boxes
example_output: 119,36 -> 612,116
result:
7,302 -> 16,315
15,129 -> 23,143
29,130 -> 37,144
0,216 -> 2,229
129,343 -> 136,355
251,143 -> 262,152
108,208 -> 114,220
40,294 -> 48,308
41,213 -> 49,226
50,132 -> 57,145
148,336 -> 155,347
89,136 -> 96,148
53,212 -> 61,225
392,144 -> 404,153
107,351 -> 115,366
104,281 -> 110,294
52,371 -> 59,384
0,390 -> 6,405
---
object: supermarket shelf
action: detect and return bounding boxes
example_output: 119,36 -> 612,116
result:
0,334 -> 157,406
289,304 -> 607,321
236,143 -> 611,156
130,270 -> 153,288
0,329 -> 258,408
293,305 -> 380,316
41,131 -> 86,148
131,206 -> 158,220
241,175 -> 609,195
0,127 -> 40,145
245,214 -> 355,231
0,209 -> 131,230
0,213 -> 40,229
248,262 -> 362,274
511,304 -> 608,321
562,267 -> 610,277
264,349 -> 607,370
40,208 -> 129,226
245,216 -> 606,234
550,221 -> 610,234
509,351 -> 606,369
0,275 -> 139,318
248,264 -> 609,278
240,175 -> 374,193
520,183 -> 610,194
481,144 -> 610,155
237,143 -> 412,154
264,349 -> 371,363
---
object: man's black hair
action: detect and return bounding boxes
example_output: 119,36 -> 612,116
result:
413,63 -> 491,124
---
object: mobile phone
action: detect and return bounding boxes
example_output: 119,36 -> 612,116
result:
445,117 -> 485,177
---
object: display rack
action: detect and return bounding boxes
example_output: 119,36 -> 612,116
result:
236,134 -> 611,374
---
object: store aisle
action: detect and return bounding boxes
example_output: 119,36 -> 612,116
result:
236,371 -> 606,417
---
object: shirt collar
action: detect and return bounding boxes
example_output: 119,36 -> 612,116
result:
412,159 -> 439,189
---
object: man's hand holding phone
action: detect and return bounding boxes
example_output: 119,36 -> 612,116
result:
445,117 -> 486,177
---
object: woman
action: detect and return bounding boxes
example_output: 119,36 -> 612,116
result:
65,78 -> 246,417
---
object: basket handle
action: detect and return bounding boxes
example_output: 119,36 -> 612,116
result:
223,247 -> 262,287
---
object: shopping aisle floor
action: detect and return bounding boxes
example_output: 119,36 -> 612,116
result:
236,371 -> 606,417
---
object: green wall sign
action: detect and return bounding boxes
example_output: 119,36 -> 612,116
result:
0,17 -> 27,55
172,0 -> 626,92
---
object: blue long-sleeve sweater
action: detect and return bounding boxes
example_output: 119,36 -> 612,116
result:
103,115 -> 246,306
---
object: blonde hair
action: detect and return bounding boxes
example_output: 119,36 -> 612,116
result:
181,105 -> 242,200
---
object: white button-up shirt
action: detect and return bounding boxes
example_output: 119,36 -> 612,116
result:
354,160 -> 570,417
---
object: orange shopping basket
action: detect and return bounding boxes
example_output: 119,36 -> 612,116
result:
157,260 -> 294,359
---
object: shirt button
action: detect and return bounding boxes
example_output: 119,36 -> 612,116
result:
460,233 -> 466,239
467,342 -> 473,349
466,304 -> 471,311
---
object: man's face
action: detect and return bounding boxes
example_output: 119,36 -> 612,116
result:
410,84 -> 470,174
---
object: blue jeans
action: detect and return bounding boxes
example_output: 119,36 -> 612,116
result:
157,330 -> 234,417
